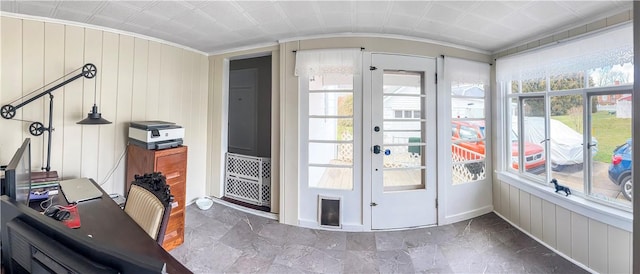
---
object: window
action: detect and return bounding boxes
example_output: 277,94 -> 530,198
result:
296,49 -> 362,190
447,57 -> 490,185
497,23 -> 633,209
394,109 -> 420,119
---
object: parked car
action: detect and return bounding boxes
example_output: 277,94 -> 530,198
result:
517,117 -> 597,171
608,139 -> 632,201
452,121 -> 545,174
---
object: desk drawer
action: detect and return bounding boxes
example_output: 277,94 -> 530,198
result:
163,209 -> 184,251
169,183 -> 185,211
156,153 -> 187,175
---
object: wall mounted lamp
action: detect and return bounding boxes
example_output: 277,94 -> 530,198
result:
1,63 -> 111,171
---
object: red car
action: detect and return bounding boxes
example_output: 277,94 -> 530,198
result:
452,121 -> 545,174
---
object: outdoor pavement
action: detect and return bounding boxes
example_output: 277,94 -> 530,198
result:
552,162 -> 631,205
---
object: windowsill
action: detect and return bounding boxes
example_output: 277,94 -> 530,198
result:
496,171 -> 632,232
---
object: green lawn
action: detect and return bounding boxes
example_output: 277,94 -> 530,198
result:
552,111 -> 631,163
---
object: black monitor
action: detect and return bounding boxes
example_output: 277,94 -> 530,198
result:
1,196 -> 165,274
4,138 -> 32,205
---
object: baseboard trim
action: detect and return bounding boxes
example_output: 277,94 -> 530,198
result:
199,196 -> 279,220
441,205 -> 494,225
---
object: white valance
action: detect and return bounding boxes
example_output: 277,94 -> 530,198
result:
294,48 -> 362,77
496,23 -> 633,82
444,57 -> 490,85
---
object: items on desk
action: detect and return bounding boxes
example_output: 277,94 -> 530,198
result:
59,178 -> 103,203
29,181 -> 60,201
109,193 -> 126,208
43,204 -> 81,228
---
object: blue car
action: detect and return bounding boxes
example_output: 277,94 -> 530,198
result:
608,139 -> 632,201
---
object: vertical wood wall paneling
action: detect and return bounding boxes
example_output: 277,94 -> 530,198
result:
518,190 -> 531,232
180,50 -> 192,139
131,38 -> 149,121
44,23 -> 65,177
22,20 -> 44,171
541,199 -> 557,248
587,219 -> 607,273
271,50 -> 280,213
608,226 -> 631,274
194,53 -> 210,197
508,185 -> 520,225
80,29 -> 102,180
186,52 -> 200,201
145,41 -> 161,120
0,17 -> 23,164
555,206 -> 571,256
158,45 -> 182,122
181,50 -> 194,200
113,35 -> 134,194
492,180 -> 501,216
96,32 -> 119,190
499,182 -> 509,216
570,212 -> 588,264
529,195 -> 542,239
61,25 -> 84,178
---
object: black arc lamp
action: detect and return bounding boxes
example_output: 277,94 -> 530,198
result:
1,63 -> 111,171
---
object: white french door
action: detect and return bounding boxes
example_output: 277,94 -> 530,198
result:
367,54 -> 437,229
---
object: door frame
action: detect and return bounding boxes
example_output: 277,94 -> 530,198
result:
363,52 -> 439,230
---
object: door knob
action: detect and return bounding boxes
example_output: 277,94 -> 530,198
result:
373,145 -> 381,154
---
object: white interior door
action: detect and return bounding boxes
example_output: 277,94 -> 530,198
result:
369,54 -> 437,229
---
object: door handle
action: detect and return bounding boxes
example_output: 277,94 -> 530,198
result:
373,145 -> 381,154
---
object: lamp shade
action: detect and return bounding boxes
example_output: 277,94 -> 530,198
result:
77,104 -> 111,125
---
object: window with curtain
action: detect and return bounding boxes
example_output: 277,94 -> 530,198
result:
497,23 -> 634,209
296,49 -> 362,190
445,57 -> 490,185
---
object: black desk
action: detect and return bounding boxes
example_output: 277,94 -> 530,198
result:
1,179 -> 191,274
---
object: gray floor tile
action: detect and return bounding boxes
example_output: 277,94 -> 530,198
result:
171,204 -> 587,274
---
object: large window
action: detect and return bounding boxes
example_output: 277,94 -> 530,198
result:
447,58 -> 490,185
296,49 -> 362,190
497,23 -> 634,209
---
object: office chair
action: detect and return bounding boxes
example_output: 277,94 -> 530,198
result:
124,173 -> 173,245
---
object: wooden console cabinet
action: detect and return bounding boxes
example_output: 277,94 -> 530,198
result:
125,144 -> 187,251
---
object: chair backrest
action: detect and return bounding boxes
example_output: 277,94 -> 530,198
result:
124,173 -> 172,245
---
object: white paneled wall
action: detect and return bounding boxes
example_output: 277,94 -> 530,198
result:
0,16 -> 209,202
494,181 -> 633,273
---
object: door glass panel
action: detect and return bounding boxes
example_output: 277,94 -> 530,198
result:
309,118 -> 353,141
306,72 -> 355,190
383,71 -> 425,190
309,143 -> 352,165
383,146 -> 422,168
308,166 -> 352,190
589,93 -> 632,206
383,121 -> 421,131
308,92 -> 353,116
383,131 -> 422,144
452,97 -> 485,119
550,95 -> 584,193
451,81 -> 487,184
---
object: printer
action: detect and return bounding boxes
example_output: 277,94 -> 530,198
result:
128,121 -> 184,150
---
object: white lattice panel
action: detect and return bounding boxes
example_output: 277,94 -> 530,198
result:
224,153 -> 271,206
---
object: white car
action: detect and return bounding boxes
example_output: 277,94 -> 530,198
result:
515,117 -> 597,170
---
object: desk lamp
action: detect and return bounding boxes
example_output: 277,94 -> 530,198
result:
1,63 -> 111,172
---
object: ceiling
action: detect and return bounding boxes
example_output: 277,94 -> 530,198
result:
0,1 -> 632,55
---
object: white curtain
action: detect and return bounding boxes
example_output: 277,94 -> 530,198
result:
496,23 -> 633,83
294,48 -> 362,77
445,57 -> 490,87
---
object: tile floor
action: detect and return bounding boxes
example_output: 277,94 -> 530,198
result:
170,203 -> 587,273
